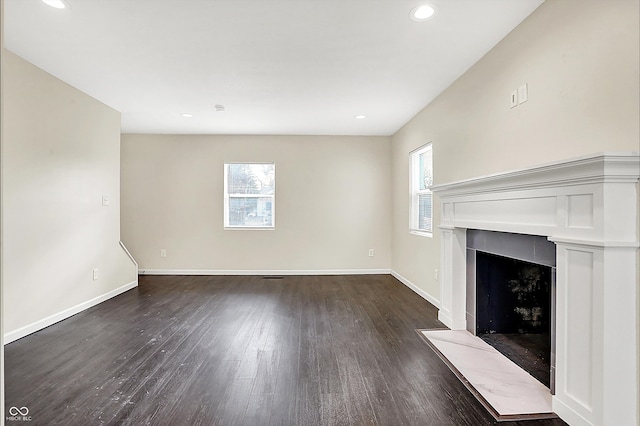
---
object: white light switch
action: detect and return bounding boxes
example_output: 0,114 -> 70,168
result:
510,90 -> 518,108
518,84 -> 528,104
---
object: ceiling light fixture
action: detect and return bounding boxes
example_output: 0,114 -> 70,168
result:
181,113 -> 193,118
214,105 -> 225,112
410,4 -> 436,21
42,0 -> 68,9
354,114 -> 367,120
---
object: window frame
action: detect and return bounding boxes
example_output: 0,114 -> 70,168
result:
409,143 -> 433,238
223,162 -> 275,230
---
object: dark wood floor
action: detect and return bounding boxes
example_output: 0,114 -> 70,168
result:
5,275 -> 568,425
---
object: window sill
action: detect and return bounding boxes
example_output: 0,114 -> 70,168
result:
224,226 -> 275,231
410,230 -> 433,238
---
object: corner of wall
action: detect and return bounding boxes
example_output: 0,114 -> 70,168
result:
2,51 -> 138,342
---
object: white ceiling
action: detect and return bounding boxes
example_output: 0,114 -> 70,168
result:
4,0 -> 544,136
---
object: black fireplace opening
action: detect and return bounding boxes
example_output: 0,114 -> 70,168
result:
476,251 -> 552,388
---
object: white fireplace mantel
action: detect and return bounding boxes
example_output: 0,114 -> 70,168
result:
431,152 -> 639,426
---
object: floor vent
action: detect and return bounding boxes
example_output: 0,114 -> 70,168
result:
263,276 -> 284,280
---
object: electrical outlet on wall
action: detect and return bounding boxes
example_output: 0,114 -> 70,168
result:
93,268 -> 99,281
368,249 -> 374,257
160,249 -> 167,258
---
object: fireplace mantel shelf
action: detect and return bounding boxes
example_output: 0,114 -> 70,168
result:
431,152 -> 639,197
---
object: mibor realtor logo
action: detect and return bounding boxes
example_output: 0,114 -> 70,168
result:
6,406 -> 32,422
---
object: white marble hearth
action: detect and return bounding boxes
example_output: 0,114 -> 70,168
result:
421,330 -> 554,420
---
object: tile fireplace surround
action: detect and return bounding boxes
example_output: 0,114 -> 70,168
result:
430,153 -> 639,426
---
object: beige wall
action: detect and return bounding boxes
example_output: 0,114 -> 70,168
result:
2,50 -> 137,336
121,134 -> 392,272
391,0 -> 640,301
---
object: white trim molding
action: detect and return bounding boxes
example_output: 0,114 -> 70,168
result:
120,240 -> 138,270
3,280 -> 138,344
431,152 -> 640,426
391,270 -> 441,308
138,269 -> 392,276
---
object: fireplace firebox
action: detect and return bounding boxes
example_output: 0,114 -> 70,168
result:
476,252 -> 551,336
476,251 -> 552,387
466,230 -> 556,389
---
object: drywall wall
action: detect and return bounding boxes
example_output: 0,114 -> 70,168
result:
391,0 -> 640,301
121,134 -> 392,273
2,50 -> 138,339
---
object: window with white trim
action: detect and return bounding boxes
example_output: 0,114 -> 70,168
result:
224,163 -> 275,229
410,144 -> 433,236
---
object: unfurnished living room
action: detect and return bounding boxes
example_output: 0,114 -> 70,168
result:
1,0 -> 639,425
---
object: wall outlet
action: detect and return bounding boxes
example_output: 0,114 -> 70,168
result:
434,269 -> 439,281
102,195 -> 110,206
160,249 -> 167,258
93,268 -> 99,280
368,249 -> 374,257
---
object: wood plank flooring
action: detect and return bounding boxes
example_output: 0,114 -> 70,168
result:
4,275 -> 568,425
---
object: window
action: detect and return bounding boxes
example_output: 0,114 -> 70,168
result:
410,144 -> 433,236
224,163 -> 275,229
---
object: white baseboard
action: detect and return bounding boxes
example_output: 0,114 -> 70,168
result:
552,396 -> 592,426
138,268 -> 392,276
390,270 -> 441,308
437,311 -> 454,329
3,280 -> 138,345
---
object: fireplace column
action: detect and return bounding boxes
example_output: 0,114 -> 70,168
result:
437,226 -> 467,330
550,240 -> 638,426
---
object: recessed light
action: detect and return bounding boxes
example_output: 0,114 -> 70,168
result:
42,0 -> 68,9
410,4 -> 436,21
214,105 -> 225,112
354,114 -> 367,120
181,113 -> 193,118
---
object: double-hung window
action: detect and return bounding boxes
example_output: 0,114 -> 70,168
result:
410,144 -> 433,236
224,163 -> 275,229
